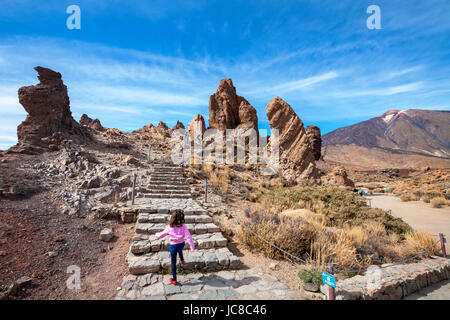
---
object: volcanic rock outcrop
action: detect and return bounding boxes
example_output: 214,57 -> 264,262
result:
321,166 -> 355,188
10,66 -> 85,154
188,114 -> 206,137
266,97 -> 319,182
80,114 -> 104,131
209,79 -> 258,133
172,120 -> 185,130
306,125 -> 322,161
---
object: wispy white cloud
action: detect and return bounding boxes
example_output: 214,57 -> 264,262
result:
334,82 -> 424,98
387,66 -> 424,79
245,72 -> 339,96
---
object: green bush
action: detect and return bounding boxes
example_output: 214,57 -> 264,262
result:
298,268 -> 323,287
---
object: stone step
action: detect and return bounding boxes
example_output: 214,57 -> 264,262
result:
146,184 -> 190,190
137,213 -> 212,224
142,189 -> 190,194
135,222 -> 221,236
142,193 -> 191,199
152,165 -> 184,169
130,232 -> 228,254
127,247 -> 241,275
149,178 -> 186,183
137,207 -> 206,215
150,173 -> 184,177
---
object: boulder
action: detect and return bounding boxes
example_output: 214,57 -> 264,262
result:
9,67 -> 85,154
188,114 -> 206,138
306,125 -> 322,161
99,228 -> 114,242
117,175 -> 132,188
266,97 -> 319,182
124,155 -> 139,166
208,79 -> 258,133
322,166 -> 355,187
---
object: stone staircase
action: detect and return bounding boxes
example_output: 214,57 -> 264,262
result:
116,150 -> 294,300
125,162 -> 241,277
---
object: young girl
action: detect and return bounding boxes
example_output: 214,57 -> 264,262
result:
155,209 -> 195,285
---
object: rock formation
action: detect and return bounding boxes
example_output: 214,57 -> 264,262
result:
172,120 -> 185,130
306,125 -> 322,161
321,166 -> 355,188
10,66 -> 84,154
208,79 -> 258,133
188,114 -> 206,137
266,97 -> 319,182
80,114 -> 104,131
156,121 -> 170,137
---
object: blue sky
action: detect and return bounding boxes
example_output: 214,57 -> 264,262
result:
0,0 -> 449,149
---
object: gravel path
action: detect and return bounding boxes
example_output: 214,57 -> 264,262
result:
367,194 -> 450,300
367,194 -> 450,240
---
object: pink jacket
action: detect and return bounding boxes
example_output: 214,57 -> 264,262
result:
155,224 -> 195,251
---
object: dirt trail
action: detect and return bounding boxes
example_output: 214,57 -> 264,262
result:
367,194 -> 450,240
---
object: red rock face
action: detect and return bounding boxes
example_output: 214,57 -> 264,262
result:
306,125 -> 322,161
172,120 -> 185,130
10,66 -> 84,154
208,79 -> 258,133
266,97 -> 319,182
321,166 -> 355,188
188,114 -> 206,137
80,114 -> 104,131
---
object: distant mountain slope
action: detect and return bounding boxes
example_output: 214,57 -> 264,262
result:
322,109 -> 450,169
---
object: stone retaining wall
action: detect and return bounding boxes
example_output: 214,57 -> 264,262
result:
320,256 -> 450,300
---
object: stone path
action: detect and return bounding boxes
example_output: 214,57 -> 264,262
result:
116,150 -> 294,300
404,279 -> 450,300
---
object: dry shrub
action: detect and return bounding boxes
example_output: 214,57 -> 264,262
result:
207,166 -> 230,195
395,232 -> 441,259
310,231 -> 368,271
400,193 -> 420,202
236,213 -> 316,260
430,197 -> 447,208
280,209 -> 326,230
269,177 -> 283,188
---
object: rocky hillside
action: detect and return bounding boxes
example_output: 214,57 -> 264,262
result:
322,109 -> 450,169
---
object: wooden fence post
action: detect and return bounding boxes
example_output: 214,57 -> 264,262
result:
131,173 -> 137,206
439,233 -> 447,258
327,265 -> 336,300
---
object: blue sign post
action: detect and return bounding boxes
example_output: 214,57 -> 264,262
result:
322,271 -> 336,288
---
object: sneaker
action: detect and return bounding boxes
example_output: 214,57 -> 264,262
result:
170,278 -> 177,285
181,260 -> 186,265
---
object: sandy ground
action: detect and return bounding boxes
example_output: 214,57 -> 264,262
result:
367,194 -> 450,240
367,194 -> 450,300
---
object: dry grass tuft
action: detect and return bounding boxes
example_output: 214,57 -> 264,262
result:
400,193 -> 420,202
430,197 -> 447,208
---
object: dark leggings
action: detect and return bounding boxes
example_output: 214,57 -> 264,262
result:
169,242 -> 185,281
